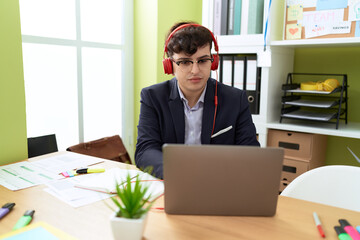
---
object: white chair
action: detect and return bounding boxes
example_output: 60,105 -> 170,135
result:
280,165 -> 360,212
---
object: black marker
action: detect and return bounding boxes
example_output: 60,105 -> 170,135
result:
334,226 -> 352,240
339,219 -> 360,240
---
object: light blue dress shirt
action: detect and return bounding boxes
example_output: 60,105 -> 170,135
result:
177,84 -> 207,145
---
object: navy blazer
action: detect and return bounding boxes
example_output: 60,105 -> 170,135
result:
135,78 -> 260,179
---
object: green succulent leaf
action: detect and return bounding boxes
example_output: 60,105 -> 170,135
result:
111,172 -> 154,219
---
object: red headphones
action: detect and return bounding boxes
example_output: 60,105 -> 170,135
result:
162,24 -> 219,75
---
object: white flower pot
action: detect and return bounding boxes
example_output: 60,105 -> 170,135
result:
110,212 -> 148,240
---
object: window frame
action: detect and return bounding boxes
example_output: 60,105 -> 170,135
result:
20,0 -> 134,156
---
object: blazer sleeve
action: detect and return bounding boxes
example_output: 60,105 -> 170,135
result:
135,88 -> 164,179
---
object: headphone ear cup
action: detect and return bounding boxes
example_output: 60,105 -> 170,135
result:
163,58 -> 173,75
211,54 -> 219,71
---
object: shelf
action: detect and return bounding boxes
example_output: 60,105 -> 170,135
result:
280,73 -> 347,129
281,110 -> 338,122
267,122 -> 360,139
203,0 -> 358,145
285,87 -> 342,95
283,99 -> 339,108
271,37 -> 360,48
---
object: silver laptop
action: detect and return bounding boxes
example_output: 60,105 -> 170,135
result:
163,144 -> 284,216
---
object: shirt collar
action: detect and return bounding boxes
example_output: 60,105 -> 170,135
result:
177,82 -> 207,107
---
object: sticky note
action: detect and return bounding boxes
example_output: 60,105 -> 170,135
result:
286,24 -> 302,40
287,4 -> 303,21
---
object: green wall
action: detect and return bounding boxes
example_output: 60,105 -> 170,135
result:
0,0 -> 203,164
3,0 -> 358,167
0,0 -> 27,164
133,0 -> 203,150
294,47 -> 360,166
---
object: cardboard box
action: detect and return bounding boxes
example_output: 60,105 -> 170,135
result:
267,129 -> 327,192
279,180 -> 290,193
281,158 -> 309,182
267,129 -> 327,164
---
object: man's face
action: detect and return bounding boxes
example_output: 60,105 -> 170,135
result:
172,44 -> 212,99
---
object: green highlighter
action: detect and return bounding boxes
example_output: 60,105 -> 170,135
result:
13,210 -> 35,230
334,226 -> 353,240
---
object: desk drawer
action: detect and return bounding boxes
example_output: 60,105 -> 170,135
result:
279,180 -> 290,193
268,130 -> 315,160
281,158 -> 309,182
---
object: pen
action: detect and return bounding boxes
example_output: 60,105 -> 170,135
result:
0,203 -> 15,220
313,212 -> 325,238
334,226 -> 352,240
76,168 -> 105,174
13,210 -> 35,230
339,219 -> 360,240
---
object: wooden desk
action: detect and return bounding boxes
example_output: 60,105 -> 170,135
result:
0,152 -> 359,240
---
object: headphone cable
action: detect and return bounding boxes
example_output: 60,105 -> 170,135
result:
211,71 -> 218,136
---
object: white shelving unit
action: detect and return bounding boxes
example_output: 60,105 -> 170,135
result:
271,37 -> 360,48
203,0 -> 360,147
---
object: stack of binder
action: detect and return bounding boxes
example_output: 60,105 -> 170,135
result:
213,54 -> 261,114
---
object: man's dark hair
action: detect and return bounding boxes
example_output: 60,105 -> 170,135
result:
165,21 -> 213,58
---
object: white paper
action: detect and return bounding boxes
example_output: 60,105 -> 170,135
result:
44,181 -> 111,208
257,49 -> 272,67
300,9 -> 344,27
284,99 -> 338,108
45,169 -> 163,208
348,0 -> 360,22
0,161 -> 62,191
331,21 -> 352,34
305,21 -> 351,38
31,152 -> 104,174
74,168 -> 164,202
282,110 -> 336,121
74,168 -> 141,193
305,24 -> 331,38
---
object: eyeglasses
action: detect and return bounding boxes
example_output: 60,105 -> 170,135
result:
171,58 -> 213,72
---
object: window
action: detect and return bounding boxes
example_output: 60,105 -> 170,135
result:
19,0 -> 134,151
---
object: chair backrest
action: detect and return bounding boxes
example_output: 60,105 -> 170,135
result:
66,135 -> 131,164
27,134 -> 58,158
280,165 -> 360,211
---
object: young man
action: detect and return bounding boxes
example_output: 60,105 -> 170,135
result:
135,22 -> 259,179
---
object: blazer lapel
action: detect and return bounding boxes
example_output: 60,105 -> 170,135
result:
201,79 -> 216,144
168,78 -> 185,143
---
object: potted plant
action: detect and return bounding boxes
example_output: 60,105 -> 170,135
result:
109,173 -> 153,240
